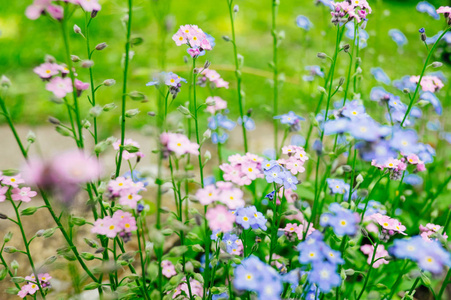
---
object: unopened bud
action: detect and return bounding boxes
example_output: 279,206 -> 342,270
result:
95,42 -> 108,51
103,79 -> 116,86
204,60 -> 211,69
147,111 -> 156,117
432,62 -> 443,68
125,109 -> 140,118
222,36 -> 231,42
81,60 -> 94,68
73,24 -> 82,34
0,213 -> 7,219
343,44 -> 350,52
48,116 -> 60,125
421,33 -> 427,42
403,88 -> 410,94
204,150 -> 211,160
356,174 -> 364,184
338,77 -> 345,86
0,75 -> 11,88
71,55 -> 80,62
203,129 -> 211,139
233,5 -> 239,13
91,10 -> 98,18
177,105 -> 191,116
317,52 -> 327,59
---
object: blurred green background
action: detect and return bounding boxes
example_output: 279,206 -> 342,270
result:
0,0 -> 450,139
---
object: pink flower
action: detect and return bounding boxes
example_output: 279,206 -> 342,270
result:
114,210 -> 137,232
367,213 -> 407,235
437,6 -> 451,15
162,260 -> 177,278
46,77 -> 73,98
46,4 -> 64,20
219,154 -> 264,186
417,163 -> 426,172
75,79 -> 89,93
26,0 -> 63,21
206,205 -> 235,232
0,186 -> 8,202
108,177 -> 135,195
76,0 -> 101,12
18,284 -> 30,298
205,96 -> 227,114
420,223 -> 447,242
11,187 -> 37,202
410,75 -> 444,93
406,154 -> 420,164
161,133 -> 199,156
2,174 -> 25,188
219,188 -> 245,209
33,62 -> 59,79
214,78 -> 229,89
118,190 -> 142,209
187,48 -> 201,58
92,217 -> 110,235
285,157 -> 306,175
360,244 -> 390,268
195,185 -> 219,205
51,150 -> 102,184
113,138 -> 142,160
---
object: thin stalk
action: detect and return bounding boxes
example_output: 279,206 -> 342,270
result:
115,0 -> 133,177
385,260 -> 409,299
0,95 -> 27,158
61,20 -> 83,149
0,244 -> 21,290
10,198 -> 46,299
356,240 -> 380,300
191,58 -> 204,187
227,0 -> 248,152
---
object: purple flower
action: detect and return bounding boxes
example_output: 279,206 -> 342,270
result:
358,140 -> 397,163
296,15 -> 313,31
264,166 -> 286,185
321,203 -> 359,236
283,171 -> 299,191
389,29 -> 408,47
341,100 -> 367,120
370,86 -> 391,102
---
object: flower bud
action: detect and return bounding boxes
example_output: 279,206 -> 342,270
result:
82,120 -> 91,129
204,150 -> 212,161
71,55 -> 80,62
95,42 -> 108,51
103,79 -> 116,86
203,129 -> 211,139
222,35 -> 231,42
48,116 -> 61,125
125,109 -> 140,118
338,77 -> 345,86
0,213 -> 7,219
45,55 -> 56,63
177,105 -> 191,116
0,75 -> 11,88
147,111 -> 156,117
204,60 -> 211,69
432,62 -> 443,68
11,260 -> 19,270
317,52 -> 327,59
89,105 -> 103,117
91,10 -> 98,18
233,5 -> 239,13
343,44 -> 350,52
103,103 -> 117,111
356,174 -> 364,184
3,232 -> 12,243
421,33 -> 427,42
73,24 -> 82,34
81,60 -> 94,68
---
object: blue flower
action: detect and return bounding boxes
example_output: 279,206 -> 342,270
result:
393,75 -> 417,91
296,15 -> 313,31
321,203 -> 359,236
348,117 -> 383,142
420,92 -> 442,115
211,132 -> 229,144
390,236 -> 451,274
123,170 -> 149,186
316,0 -> 334,10
233,256 -> 283,299
416,1 -> 440,20
265,191 -> 275,201
262,160 -> 279,171
212,292 -> 228,300
324,119 -> 350,135
370,86 -> 391,102
210,229 -> 221,241
303,65 -> 324,81
290,134 -> 306,146
264,166 -> 286,185
309,262 -> 341,293
390,128 -> 419,155
370,67 -> 391,85
341,100 -> 367,120
345,22 -> 369,48
274,111 -> 304,125
416,143 -> 435,163
404,174 -> 423,186
388,29 -> 408,47
223,232 -> 239,253
326,179 -> 349,195
235,206 -> 268,231
357,200 -> 386,216
425,31 -> 451,45
209,114 -> 236,131
237,116 -> 256,130
282,269 -> 303,293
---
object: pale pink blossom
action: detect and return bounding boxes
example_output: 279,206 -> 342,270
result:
11,187 -> 37,202
206,205 -> 235,232
76,0 -> 101,12
360,244 -> 390,268
0,186 -> 8,202
205,96 -> 227,114
2,174 -> 25,188
33,62 -> 59,79
162,260 -> 177,278
46,77 -> 73,98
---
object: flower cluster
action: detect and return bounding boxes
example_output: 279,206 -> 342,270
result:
282,220 -> 314,240
331,0 -> 372,24
420,223 -> 448,242
390,236 -> 451,274
91,210 -> 137,240
199,69 -> 229,89
365,213 -> 407,240
320,203 -> 359,236
235,206 -> 268,230
107,176 -> 146,209
234,256 -> 284,299
195,181 -> 244,208
18,273 -> 52,298
274,111 -> 305,131
173,277 -> 203,298
212,232 -> 243,255
297,231 -> 344,292
437,6 -> 451,24
360,244 -> 390,268
206,96 -> 236,144
303,65 -> 324,82
410,75 -> 444,93
0,173 -> 38,203
220,153 -> 264,186
160,132 -> 200,157
172,24 -> 215,57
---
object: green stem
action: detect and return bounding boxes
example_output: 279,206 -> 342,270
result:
9,198 -> 46,299
0,244 -> 21,290
385,260 -> 409,299
356,240 -> 380,300
227,0 -> 248,152
61,20 -> 83,149
0,95 -> 27,158
115,0 -> 133,177
191,58 -> 204,188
